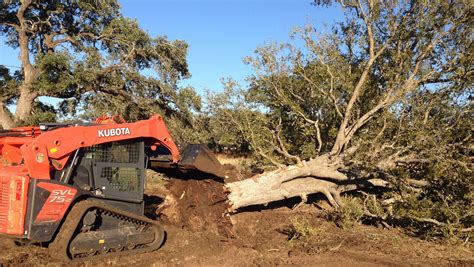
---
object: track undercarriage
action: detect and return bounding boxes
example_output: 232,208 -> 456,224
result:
49,199 -> 165,261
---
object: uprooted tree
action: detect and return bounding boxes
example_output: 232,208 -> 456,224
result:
207,1 -> 472,234
0,0 -> 201,131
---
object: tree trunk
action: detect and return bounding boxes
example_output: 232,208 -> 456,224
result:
225,155 -> 350,211
14,88 -> 36,123
14,0 -> 38,123
226,176 -> 343,211
0,102 -> 14,129
225,154 -> 394,212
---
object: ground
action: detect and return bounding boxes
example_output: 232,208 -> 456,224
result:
0,178 -> 472,266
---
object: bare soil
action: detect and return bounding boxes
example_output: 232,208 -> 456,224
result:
0,178 -> 472,266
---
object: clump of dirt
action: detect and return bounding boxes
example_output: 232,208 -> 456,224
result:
2,252 -> 50,265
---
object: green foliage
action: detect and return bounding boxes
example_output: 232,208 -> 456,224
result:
0,66 -> 20,105
34,52 -> 76,97
364,195 -> 385,219
17,101 -> 57,127
282,217 -> 318,243
325,197 -> 365,229
165,114 -> 209,145
393,196 -> 472,241
353,88 -> 473,239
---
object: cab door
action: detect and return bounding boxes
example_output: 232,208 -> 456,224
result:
85,140 -> 145,202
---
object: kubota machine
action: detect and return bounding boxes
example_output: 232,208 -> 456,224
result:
0,115 -> 225,261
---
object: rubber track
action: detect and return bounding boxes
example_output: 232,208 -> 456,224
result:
48,199 -> 165,262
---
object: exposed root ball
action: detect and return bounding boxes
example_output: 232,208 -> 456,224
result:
149,178 -> 234,238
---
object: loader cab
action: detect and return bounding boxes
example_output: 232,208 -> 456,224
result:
64,139 -> 146,206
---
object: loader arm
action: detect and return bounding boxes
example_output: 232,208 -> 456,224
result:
20,115 -> 180,179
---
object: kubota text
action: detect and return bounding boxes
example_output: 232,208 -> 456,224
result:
98,127 -> 131,137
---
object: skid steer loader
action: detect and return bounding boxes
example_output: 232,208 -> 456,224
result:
0,115 -> 226,261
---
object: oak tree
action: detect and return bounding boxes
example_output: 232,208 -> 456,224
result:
215,1 -> 472,234
0,0 -> 199,128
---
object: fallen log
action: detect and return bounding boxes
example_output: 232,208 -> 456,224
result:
226,155 -> 379,211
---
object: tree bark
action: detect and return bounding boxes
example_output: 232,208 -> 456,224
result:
225,155 -> 351,211
14,88 -> 37,123
0,102 -> 15,129
14,0 -> 38,123
225,160 -> 394,212
226,176 -> 342,211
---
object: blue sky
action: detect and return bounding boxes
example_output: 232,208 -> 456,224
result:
0,0 -> 342,96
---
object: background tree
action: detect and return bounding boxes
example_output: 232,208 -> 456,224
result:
216,0 -> 472,236
0,0 -> 200,128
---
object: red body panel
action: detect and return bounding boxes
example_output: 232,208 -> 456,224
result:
0,167 -> 29,235
35,183 -> 77,223
0,127 -> 40,165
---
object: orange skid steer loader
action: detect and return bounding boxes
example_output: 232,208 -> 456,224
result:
0,115 -> 225,261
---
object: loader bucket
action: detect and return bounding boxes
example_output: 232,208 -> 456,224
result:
178,144 -> 227,178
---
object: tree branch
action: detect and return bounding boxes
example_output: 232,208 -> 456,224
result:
273,118 -> 302,164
